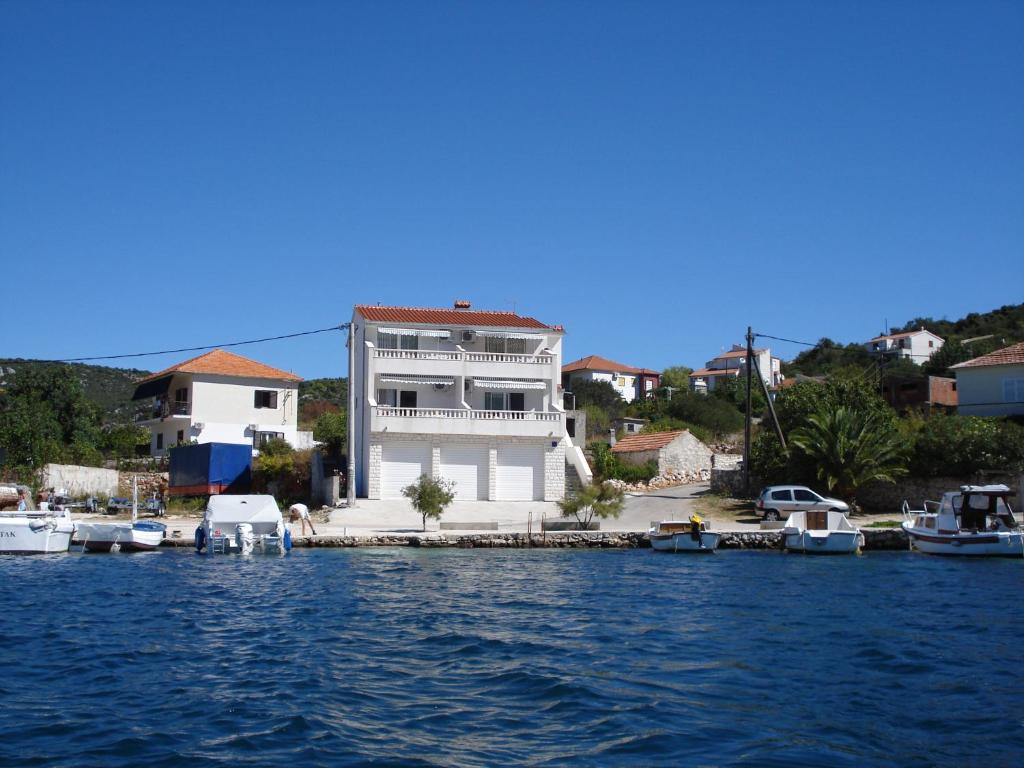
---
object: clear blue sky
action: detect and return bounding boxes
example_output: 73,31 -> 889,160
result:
2,1 -> 1021,379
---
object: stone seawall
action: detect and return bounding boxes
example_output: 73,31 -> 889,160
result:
163,528 -> 909,550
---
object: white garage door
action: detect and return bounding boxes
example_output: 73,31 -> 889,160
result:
496,445 -> 544,501
381,442 -> 431,499
440,445 -> 488,500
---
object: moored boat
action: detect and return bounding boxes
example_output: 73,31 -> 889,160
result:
649,515 -> 720,552
782,509 -> 863,554
75,520 -> 166,552
0,487 -> 75,554
195,494 -> 288,555
902,485 -> 1023,557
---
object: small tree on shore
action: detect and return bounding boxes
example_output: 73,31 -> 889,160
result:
402,475 -> 456,531
557,481 -> 625,530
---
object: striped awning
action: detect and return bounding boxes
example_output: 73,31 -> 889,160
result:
379,327 -> 451,338
380,374 -> 454,386
474,379 -> 547,390
475,330 -> 546,340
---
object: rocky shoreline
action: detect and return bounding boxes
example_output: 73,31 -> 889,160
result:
161,528 -> 910,550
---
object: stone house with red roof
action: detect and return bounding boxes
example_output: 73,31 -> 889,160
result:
611,430 -> 713,478
131,349 -> 306,457
951,341 -> 1024,417
350,302 -> 589,501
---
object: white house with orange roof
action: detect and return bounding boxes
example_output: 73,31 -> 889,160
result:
865,327 -> 944,362
561,355 -> 660,403
689,345 -> 783,394
350,301 -> 587,501
131,349 -> 307,457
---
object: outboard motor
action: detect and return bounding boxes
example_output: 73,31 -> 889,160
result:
236,523 -> 255,555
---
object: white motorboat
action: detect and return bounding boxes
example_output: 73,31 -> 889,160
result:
195,494 -> 288,555
0,492 -> 75,554
649,516 -> 721,552
76,520 -> 166,552
782,509 -> 864,554
902,485 -> 1023,557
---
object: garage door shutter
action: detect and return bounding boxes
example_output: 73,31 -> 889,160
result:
440,445 -> 488,500
381,442 -> 431,499
496,445 -> 544,501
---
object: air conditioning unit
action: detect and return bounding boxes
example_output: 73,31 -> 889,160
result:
462,330 -> 476,342
248,424 -> 258,432
433,383 -> 448,391
193,422 -> 205,431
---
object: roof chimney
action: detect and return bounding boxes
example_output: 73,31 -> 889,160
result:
454,300 -> 471,309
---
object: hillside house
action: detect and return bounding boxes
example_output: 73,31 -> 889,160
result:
131,349 -> 307,457
866,328 -> 944,363
690,345 -> 783,394
350,302 -> 588,501
951,341 -> 1024,417
881,375 -> 958,414
561,355 -> 660,403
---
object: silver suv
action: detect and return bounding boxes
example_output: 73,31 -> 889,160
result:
755,485 -> 849,521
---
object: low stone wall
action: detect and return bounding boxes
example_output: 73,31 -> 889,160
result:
42,464 -> 118,496
710,467 -> 759,498
857,475 -> 1019,512
118,471 -> 168,497
162,528 -> 908,550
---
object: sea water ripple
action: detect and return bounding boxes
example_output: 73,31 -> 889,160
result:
0,549 -> 1022,766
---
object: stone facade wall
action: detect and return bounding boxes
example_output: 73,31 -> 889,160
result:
710,466 -> 759,498
42,464 -> 119,496
856,474 -> 1019,512
117,471 -> 168,498
656,432 -> 713,476
544,442 -> 566,501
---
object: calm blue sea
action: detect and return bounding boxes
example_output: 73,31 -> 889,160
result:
0,548 -> 1021,767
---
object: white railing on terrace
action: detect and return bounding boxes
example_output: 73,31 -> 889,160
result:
374,406 -> 561,421
374,349 -> 552,364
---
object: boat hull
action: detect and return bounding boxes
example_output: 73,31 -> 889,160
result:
903,526 -> 1024,557
784,530 -> 862,554
651,532 -> 721,552
0,518 -> 74,554
76,522 -> 165,552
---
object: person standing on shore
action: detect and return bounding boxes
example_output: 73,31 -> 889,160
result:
289,503 -> 317,536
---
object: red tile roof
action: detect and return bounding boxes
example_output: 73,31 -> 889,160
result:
562,355 -> 643,374
136,349 -> 302,384
712,348 -> 766,360
951,341 -> 1024,370
868,329 -> 942,343
355,304 -> 554,330
611,430 -> 687,453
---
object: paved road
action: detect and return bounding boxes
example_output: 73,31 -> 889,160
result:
615,483 -> 707,531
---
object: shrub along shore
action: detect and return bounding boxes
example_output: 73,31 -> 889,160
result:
160,528 -> 910,550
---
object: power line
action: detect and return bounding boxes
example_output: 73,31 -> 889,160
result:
753,332 -> 818,347
48,324 -> 349,363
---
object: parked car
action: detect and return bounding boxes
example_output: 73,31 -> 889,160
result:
755,485 -> 850,521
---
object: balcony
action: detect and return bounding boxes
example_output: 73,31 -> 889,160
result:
138,401 -> 192,423
372,406 -> 564,438
373,347 -> 556,380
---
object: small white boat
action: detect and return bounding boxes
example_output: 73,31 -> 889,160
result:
649,517 -> 721,552
782,509 -> 863,554
902,485 -> 1023,557
196,494 -> 287,555
76,520 -> 166,552
0,506 -> 75,555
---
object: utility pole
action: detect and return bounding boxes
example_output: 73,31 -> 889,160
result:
743,325 -> 753,496
346,321 -> 356,508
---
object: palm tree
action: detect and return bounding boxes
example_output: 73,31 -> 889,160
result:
789,406 -> 908,505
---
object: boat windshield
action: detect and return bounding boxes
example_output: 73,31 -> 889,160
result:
957,493 -> 1017,531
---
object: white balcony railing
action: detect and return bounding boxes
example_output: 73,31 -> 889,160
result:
374,406 -> 561,422
374,349 -> 551,365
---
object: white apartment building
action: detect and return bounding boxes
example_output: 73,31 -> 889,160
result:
865,328 -> 944,362
351,303 -> 574,501
561,355 -> 661,403
132,349 -> 306,457
689,345 -> 783,393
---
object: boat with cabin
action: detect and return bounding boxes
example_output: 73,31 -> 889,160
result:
902,485 -> 1023,557
649,515 -> 721,552
0,484 -> 75,554
782,509 -> 864,554
195,494 -> 288,555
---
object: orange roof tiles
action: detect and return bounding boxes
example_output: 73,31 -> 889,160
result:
689,367 -> 740,377
355,304 -> 554,330
712,348 -> 766,360
562,355 -> 643,374
611,430 -> 687,453
868,329 -> 942,343
136,349 -> 302,384
951,341 -> 1024,369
